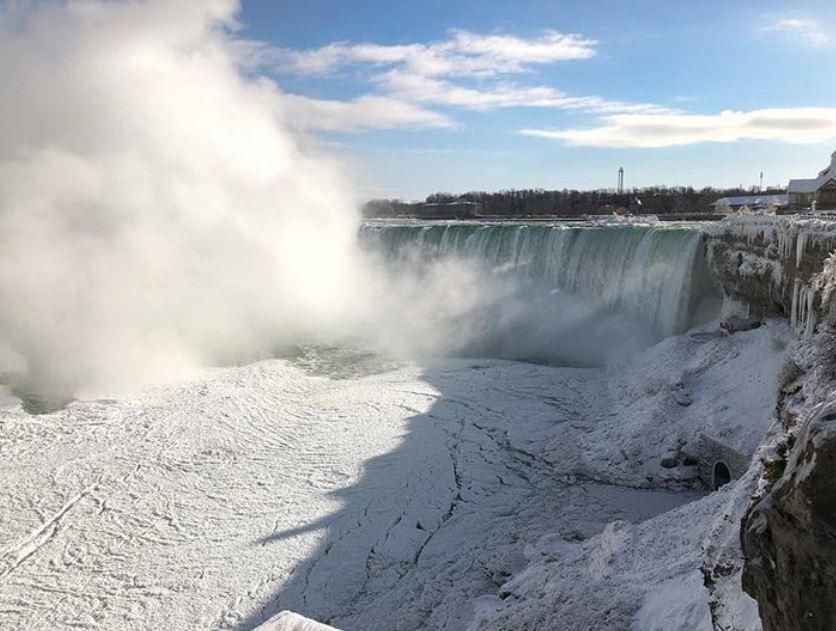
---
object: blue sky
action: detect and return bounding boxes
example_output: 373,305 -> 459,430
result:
239,0 -> 836,199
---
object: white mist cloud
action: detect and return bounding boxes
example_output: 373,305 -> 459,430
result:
0,0 -> 723,402
359,249 -> 651,367
520,107 -> 836,147
3,0 -> 615,400
0,0 -> 367,394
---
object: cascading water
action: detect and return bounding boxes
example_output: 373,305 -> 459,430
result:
362,221 -> 719,341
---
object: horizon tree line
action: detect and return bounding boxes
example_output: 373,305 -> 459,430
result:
364,185 -> 786,217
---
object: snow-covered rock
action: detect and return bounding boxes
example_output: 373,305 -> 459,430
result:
742,344 -> 836,631
257,611 -> 341,631
541,320 -> 788,487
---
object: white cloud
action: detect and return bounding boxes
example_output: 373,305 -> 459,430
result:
243,27 -> 664,132
380,70 -> 671,114
520,108 -> 836,147
280,93 -> 454,132
274,29 -> 597,78
236,20 -> 836,141
763,18 -> 830,46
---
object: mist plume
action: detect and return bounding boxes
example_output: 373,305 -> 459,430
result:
0,0 -> 656,402
0,0 -> 361,395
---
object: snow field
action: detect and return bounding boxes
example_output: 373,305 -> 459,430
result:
0,322 -> 787,630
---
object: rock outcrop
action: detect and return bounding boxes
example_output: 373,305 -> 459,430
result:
704,216 -> 836,325
741,396 -> 836,631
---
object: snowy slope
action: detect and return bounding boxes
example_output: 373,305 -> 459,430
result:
467,322 -> 787,630
468,492 -> 726,631
541,320 -> 789,487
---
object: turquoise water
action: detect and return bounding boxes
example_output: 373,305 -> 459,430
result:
362,221 -> 717,339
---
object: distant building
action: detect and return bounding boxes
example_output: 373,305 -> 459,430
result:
415,201 -> 480,219
710,194 -> 788,213
788,151 -> 836,210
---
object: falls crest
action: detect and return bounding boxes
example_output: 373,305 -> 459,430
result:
363,222 -> 716,340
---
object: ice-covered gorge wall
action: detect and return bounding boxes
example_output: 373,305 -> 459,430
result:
703,215 -> 836,337
714,216 -> 836,631
686,216 -> 836,631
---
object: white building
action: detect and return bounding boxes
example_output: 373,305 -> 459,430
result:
710,194 -> 788,213
788,151 -> 836,210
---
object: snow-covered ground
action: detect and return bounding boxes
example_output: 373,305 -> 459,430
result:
0,322 -> 787,630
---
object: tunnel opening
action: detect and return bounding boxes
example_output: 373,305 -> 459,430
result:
713,461 -> 732,490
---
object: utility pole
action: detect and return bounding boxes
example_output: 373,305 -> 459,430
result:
759,171 -> 763,192
618,167 -> 624,195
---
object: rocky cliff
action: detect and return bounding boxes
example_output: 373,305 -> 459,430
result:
741,390 -> 836,631
704,216 -> 836,631
704,216 -> 836,326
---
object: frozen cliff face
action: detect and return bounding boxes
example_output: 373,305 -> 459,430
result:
813,254 -> 836,328
704,216 -> 836,340
738,251 -> 836,631
741,391 -> 836,631
698,218 -> 836,631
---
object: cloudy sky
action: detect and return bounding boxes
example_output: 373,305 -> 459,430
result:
240,0 -> 836,199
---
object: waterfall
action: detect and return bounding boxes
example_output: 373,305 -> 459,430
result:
362,222 -> 715,339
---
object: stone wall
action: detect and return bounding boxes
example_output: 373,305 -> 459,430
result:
697,433 -> 750,489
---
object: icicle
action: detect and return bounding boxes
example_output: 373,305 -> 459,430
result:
790,279 -> 800,333
804,286 -> 817,339
796,231 -> 808,268
789,279 -> 817,339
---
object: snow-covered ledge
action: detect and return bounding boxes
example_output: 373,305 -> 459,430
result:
256,611 -> 341,631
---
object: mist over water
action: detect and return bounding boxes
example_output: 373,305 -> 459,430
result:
0,0 -> 363,397
359,222 -> 718,365
0,1 -> 718,403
